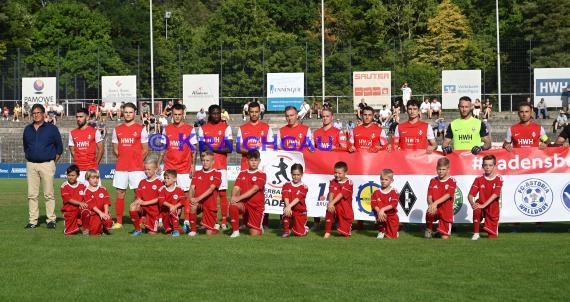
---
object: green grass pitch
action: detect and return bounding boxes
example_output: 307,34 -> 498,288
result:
0,179 -> 569,301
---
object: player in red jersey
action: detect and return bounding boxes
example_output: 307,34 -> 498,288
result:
311,108 -> 347,230
129,157 -> 163,236
198,104 -> 233,230
159,169 -> 190,237
371,169 -> 400,239
159,103 -> 198,193
68,108 -> 104,183
60,165 -> 89,235
188,151 -> 222,236
503,102 -> 549,151
324,161 -> 354,238
281,164 -> 309,237
468,155 -> 503,240
348,106 -> 387,153
393,99 -> 437,152
111,102 -> 149,229
278,105 -> 313,151
237,101 -> 274,170
425,157 -> 457,239
229,150 -> 267,238
83,169 -> 113,236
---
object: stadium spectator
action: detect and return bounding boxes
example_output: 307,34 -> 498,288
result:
483,98 -> 493,119
259,100 -> 266,120
526,96 -> 537,118
442,96 -> 491,155
242,101 -> 250,121
312,101 -> 323,119
13,102 -> 22,122
434,117 -> 447,139
553,110 -> 568,133
356,98 -> 367,120
430,98 -> 441,119
473,98 -> 482,119
333,118 -> 343,130
198,104 -> 233,230
23,103 -> 63,229
393,99 -> 437,153
69,108 -> 104,183
378,105 -> 392,127
220,108 -> 230,124
298,100 -> 311,120
140,101 -> 151,120
55,102 -> 65,119
110,102 -> 149,229
88,101 -> 99,120
195,108 -> 207,127
392,99 -> 401,124
420,98 -> 431,120
401,82 -> 412,103
23,102 -> 31,121
158,114 -> 168,130
159,103 -> 198,196
162,100 -> 173,119
100,102 -> 114,120
536,98 -> 548,119
46,102 -> 57,125
113,102 -> 123,121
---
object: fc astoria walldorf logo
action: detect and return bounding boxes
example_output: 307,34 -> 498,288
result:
514,178 -> 553,217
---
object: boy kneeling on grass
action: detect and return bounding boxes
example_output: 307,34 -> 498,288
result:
159,169 -> 189,237
371,169 -> 400,239
425,158 -> 457,240
130,157 -> 163,236
60,165 -> 89,235
324,161 -> 354,239
83,169 -> 113,236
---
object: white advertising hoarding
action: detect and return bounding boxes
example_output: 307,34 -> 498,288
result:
183,74 -> 219,112
22,77 -> 57,105
101,75 -> 137,104
266,72 -> 304,111
352,71 -> 391,109
534,68 -> 570,108
441,70 -> 481,109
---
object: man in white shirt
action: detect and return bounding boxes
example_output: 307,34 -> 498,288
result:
402,82 -> 412,102
430,98 -> 441,119
298,100 -> 311,120
378,105 -> 392,127
420,98 -> 431,120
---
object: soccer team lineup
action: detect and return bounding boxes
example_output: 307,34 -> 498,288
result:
27,98 -> 570,240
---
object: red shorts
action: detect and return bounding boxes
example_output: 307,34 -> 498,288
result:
198,206 -> 218,230
325,206 -> 354,236
89,213 -> 113,235
141,205 -> 160,232
377,214 -> 399,239
62,208 -> 90,235
283,212 -> 308,236
161,210 -> 182,233
245,203 -> 264,232
425,211 -> 452,236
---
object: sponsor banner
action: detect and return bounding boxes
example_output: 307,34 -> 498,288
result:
441,70 -> 481,109
101,75 -> 137,104
352,71 -> 391,109
266,73 -> 304,111
182,74 -> 219,112
22,77 -> 57,105
258,148 -> 570,223
534,68 -> 570,107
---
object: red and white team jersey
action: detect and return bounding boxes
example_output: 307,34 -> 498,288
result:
69,127 -> 103,171
427,177 -> 457,221
135,178 -> 163,202
282,181 -> 309,214
329,178 -> 354,209
163,123 -> 197,173
83,186 -> 111,211
371,187 -> 399,215
313,126 -> 346,151
350,123 -> 387,150
158,185 -> 188,208
505,122 -> 546,148
234,170 -> 267,209
394,121 -> 434,150
198,122 -> 233,170
112,123 -> 149,172
60,181 -> 86,212
278,124 -> 313,151
237,121 -> 274,169
469,175 -> 503,205
191,169 -> 222,210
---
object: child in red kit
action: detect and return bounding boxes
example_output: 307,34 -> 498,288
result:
83,169 -> 113,236
188,151 -> 222,236
468,154 -> 503,240
130,158 -> 162,236
281,163 -> 309,237
229,150 -> 267,238
425,157 -> 457,239
371,169 -> 400,239
159,169 -> 189,237
324,161 -> 354,238
60,165 -> 89,235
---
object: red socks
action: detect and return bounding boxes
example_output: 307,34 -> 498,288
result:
229,204 -> 240,231
219,190 -> 228,224
116,197 -> 125,224
129,210 -> 141,231
189,212 -> 198,232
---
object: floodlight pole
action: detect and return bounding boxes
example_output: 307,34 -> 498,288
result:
150,0 -> 155,114
496,0 -> 502,112
321,0 -> 325,103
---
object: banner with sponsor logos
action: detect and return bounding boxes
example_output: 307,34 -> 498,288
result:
259,148 -> 570,223
534,68 -> 570,108
441,70 -> 481,109
266,73 -> 304,111
101,75 -> 137,104
182,74 -> 219,112
352,71 -> 391,110
22,77 -> 57,105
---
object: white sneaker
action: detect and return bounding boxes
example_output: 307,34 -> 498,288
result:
471,233 -> 480,240
424,230 -> 432,239
221,224 -> 228,230
214,223 -> 221,230
377,232 -> 385,239
230,231 -> 240,238
188,231 -> 197,237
